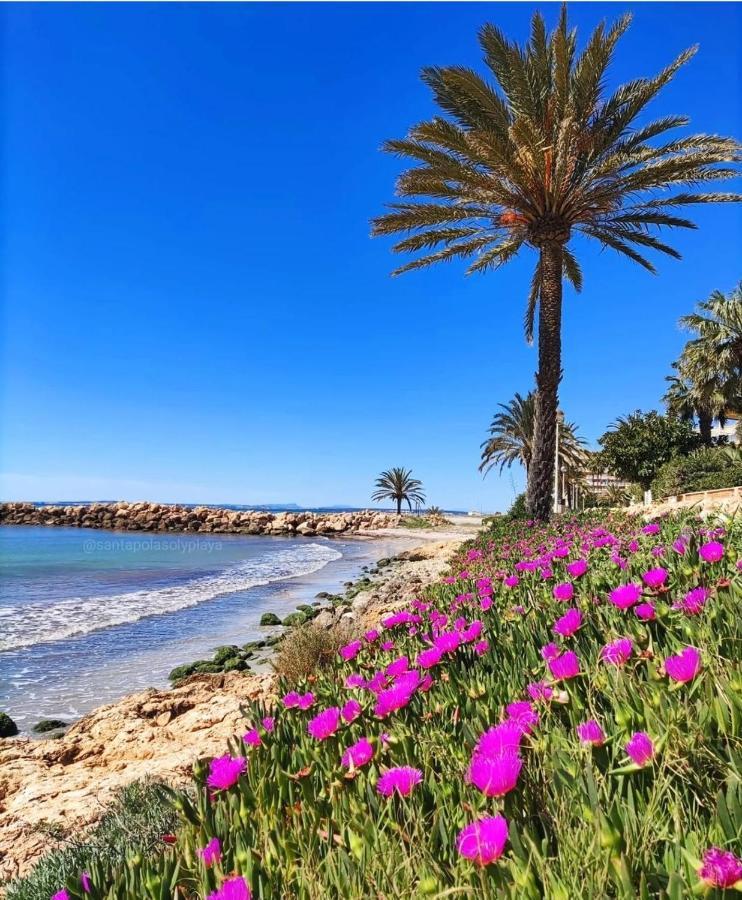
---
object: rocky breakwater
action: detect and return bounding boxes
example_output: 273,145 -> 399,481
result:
0,502 -> 400,535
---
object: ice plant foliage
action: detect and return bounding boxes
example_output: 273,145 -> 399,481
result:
62,510 -> 742,897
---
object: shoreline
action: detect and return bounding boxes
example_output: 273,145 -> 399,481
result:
0,524 -> 475,885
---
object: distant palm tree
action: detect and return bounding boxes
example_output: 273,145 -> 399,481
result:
663,362 -> 718,445
677,284 -> 742,436
372,468 -> 426,515
480,392 -> 586,478
372,8 -> 741,520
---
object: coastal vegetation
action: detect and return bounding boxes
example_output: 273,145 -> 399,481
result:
19,509 -> 741,898
373,8 -> 741,520
371,468 -> 426,515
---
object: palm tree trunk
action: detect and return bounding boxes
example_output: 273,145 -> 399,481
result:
698,410 -> 713,445
397,497 -> 402,515
526,242 -> 563,521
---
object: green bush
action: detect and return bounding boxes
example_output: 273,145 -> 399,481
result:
506,492 -> 527,519
651,447 -> 742,498
32,719 -> 68,734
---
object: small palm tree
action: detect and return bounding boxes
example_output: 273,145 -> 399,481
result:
663,362 -> 719,444
372,8 -> 741,520
480,392 -> 586,477
372,468 -> 426,515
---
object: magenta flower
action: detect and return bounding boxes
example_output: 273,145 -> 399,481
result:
476,721 -> 523,757
242,728 -> 262,747
664,646 -> 701,683
672,538 -> 687,555
341,699 -> 362,723
297,692 -> 315,710
634,602 -> 656,621
377,766 -> 423,797
609,583 -> 642,610
206,876 -> 252,900
282,691 -> 300,708
699,847 -> 742,888
307,707 -> 341,740
548,650 -> 581,681
673,586 -> 710,615
461,620 -> 483,643
642,523 -> 660,535
469,753 -> 522,797
576,720 -> 605,746
601,637 -> 633,666
506,701 -> 539,734
504,575 -> 519,588
364,629 -> 379,643
456,815 -> 509,866
345,673 -> 365,689
385,656 -> 410,677
198,837 -> 222,867
553,608 -> 582,637
474,639 -> 490,656
566,559 -> 588,578
434,630 -> 462,654
625,731 -> 655,766
642,567 -> 668,588
541,642 -> 560,661
527,681 -> 554,702
262,716 -> 275,732
207,755 -> 247,791
699,540 -> 724,563
553,582 -> 574,602
339,640 -> 363,661
417,646 -> 443,669
51,892 -> 70,900
81,873 -> 92,893
341,737 -> 374,768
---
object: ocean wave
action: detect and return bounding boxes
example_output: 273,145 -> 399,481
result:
0,542 -> 342,652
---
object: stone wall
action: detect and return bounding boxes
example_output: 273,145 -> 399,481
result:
0,502 -> 400,536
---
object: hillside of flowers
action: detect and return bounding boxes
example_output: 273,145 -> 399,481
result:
51,511 -> 741,899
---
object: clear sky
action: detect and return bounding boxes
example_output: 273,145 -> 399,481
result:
1,2 -> 740,512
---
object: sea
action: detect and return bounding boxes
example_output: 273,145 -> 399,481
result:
0,523 -> 417,732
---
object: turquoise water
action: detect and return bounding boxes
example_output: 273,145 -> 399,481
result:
0,526 -> 413,730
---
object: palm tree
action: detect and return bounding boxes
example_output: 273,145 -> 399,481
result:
677,284 -> 742,434
372,467 -> 426,515
663,363 -> 716,445
479,391 -> 585,478
372,8 -> 741,520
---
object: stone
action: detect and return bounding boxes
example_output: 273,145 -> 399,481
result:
31,719 -> 68,734
0,713 -> 18,738
259,612 -> 282,626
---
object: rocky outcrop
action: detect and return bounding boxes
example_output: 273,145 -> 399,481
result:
0,502 -> 400,535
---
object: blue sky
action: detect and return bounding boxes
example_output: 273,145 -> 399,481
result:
1,2 -> 740,512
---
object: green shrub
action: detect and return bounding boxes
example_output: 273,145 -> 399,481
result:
32,719 -> 68,734
506,492 -> 527,519
4,781 -> 178,900
651,447 -> 742,498
273,623 -> 354,685
0,712 -> 18,737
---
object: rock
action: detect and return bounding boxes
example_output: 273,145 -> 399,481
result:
281,611 -> 308,627
0,712 -> 18,738
212,645 -> 241,665
259,612 -> 282,626
31,719 -> 68,734
313,610 -> 335,629
168,663 -> 197,683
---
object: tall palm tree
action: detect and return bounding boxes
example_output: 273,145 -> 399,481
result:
479,391 -> 585,477
663,362 -> 717,445
678,284 -> 742,430
372,467 -> 426,515
372,8 -> 741,520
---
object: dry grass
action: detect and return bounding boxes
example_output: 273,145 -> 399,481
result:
272,623 -> 356,685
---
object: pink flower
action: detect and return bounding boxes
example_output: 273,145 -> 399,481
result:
242,728 -> 262,747
297,692 -> 315,710
672,538 -> 687,555
198,837 -> 222,867
664,646 -> 701,683
504,575 -> 519,588
469,753 -> 522,797
307,707 -> 341,740
377,766 -> 423,797
474,639 -> 490,656
282,691 -> 300,708
642,523 -> 660,535
81,873 -> 92,893
434,631 -> 462,654
634,602 -> 656,621
207,755 -> 246,791
553,582 -> 574,602
341,699 -> 362,723
566,559 -> 587,578
364,629 -> 379,643
206,876 -> 252,900
642,567 -> 668,588
340,640 -> 363,661
541,642 -> 560,661
699,847 -> 742,888
456,815 -> 509,866
576,720 -> 605,746
548,651 -> 580,681
506,701 -> 539,734
461,620 -> 483,643
527,681 -> 554,702
262,716 -> 275,732
385,656 -> 410,677
673,587 -> 709,615
476,721 -> 523,757
51,892 -> 70,900
417,646 -> 443,669
609,583 -> 642,610
625,731 -> 655,766
341,737 -> 374,768
600,637 -> 633,666
345,673 -> 366,689
699,541 -> 724,563
553,608 -> 582,637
